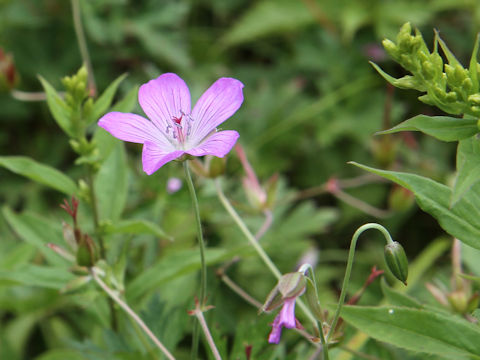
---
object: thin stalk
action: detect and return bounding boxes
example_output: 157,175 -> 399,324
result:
220,273 -> 263,309
327,223 -> 393,342
255,209 -> 273,240
71,0 -> 96,96
214,178 -> 317,325
192,308 -> 222,360
183,161 -> 207,360
91,268 -> 176,360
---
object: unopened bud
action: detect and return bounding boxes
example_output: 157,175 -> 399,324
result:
382,39 -> 397,56
278,272 -> 306,299
76,234 -> 97,267
384,241 -> 408,285
469,93 -> 480,105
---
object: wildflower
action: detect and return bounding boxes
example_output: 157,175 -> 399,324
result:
98,73 -> 244,174
261,272 -> 306,344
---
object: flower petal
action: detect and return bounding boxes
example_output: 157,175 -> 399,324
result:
190,78 -> 244,142
278,298 -> 296,329
186,130 -> 239,158
98,112 -> 166,144
138,73 -> 191,132
142,141 -> 184,175
268,314 -> 283,344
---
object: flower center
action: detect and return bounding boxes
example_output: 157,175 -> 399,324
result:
166,111 -> 193,145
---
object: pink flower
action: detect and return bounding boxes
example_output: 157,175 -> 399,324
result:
98,73 -> 244,175
268,297 -> 297,344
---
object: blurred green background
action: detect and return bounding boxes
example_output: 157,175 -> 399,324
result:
1,0 -> 480,359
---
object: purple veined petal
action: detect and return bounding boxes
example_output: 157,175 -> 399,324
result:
138,73 -> 192,133
142,141 -> 184,175
268,315 -> 283,344
278,298 -> 296,329
190,78 -> 244,142
98,112 -> 168,145
186,130 -> 239,158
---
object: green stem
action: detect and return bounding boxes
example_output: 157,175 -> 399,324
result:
214,178 -> 317,325
85,165 -> 106,259
327,223 -> 394,343
71,0 -> 96,96
183,161 -> 207,360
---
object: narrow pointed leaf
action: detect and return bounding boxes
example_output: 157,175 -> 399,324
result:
0,156 -> 77,195
111,85 -> 139,113
452,137 -> 480,205
469,33 -> 480,93
88,73 -> 127,125
95,141 -> 128,221
436,30 -> 462,67
381,278 -> 422,308
106,219 -> 172,240
369,62 -> 426,91
341,305 -> 480,359
38,76 -> 74,137
377,115 -> 478,142
350,162 -> 480,250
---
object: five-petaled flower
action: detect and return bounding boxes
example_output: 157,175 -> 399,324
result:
98,73 -> 244,175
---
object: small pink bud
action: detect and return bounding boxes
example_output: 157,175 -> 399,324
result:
166,177 -> 182,194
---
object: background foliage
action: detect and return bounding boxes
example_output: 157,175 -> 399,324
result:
2,0 -> 480,359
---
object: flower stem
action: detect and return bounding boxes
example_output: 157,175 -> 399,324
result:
71,0 -> 96,96
90,268 -> 175,360
327,223 -> 393,342
192,307 -> 222,360
183,161 -> 207,360
214,178 -> 317,325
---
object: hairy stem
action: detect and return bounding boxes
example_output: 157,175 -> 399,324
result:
91,268 -> 175,360
192,308 -> 222,360
327,223 -> 394,342
184,161 -> 207,360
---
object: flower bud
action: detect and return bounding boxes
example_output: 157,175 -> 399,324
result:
278,272 -> 306,299
384,241 -> 408,285
76,234 -> 97,267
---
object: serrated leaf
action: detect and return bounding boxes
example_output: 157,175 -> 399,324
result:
88,73 -> 127,125
350,162 -> 480,250
452,137 -> 480,205
222,0 -> 314,46
106,219 -> 172,240
95,141 -> 128,221
341,305 -> 480,359
38,76 -> 74,137
0,156 -> 77,195
377,115 -> 478,142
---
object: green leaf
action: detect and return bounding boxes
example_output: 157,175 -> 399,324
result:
469,33 -> 480,93
95,141 -> 128,221
88,73 -> 127,125
341,305 -> 480,359
38,76 -> 74,137
0,156 -> 77,195
452,137 -> 480,205
35,349 -> 85,360
380,278 -> 422,308
435,30 -> 462,67
350,162 -> 480,250
222,0 -> 314,46
111,85 -> 139,113
127,247 -> 246,302
105,219 -> 172,240
0,264 -> 74,289
2,207 -> 70,266
369,62 -> 426,91
377,115 -> 478,142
